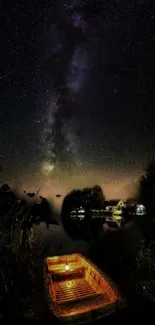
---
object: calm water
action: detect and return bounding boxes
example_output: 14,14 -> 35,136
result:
37,222 -> 89,258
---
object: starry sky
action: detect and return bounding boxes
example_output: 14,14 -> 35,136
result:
0,0 -> 154,208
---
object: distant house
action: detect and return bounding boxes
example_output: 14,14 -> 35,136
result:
105,200 -> 125,213
136,204 -> 146,216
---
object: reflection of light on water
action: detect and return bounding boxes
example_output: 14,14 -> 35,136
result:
70,214 -> 85,220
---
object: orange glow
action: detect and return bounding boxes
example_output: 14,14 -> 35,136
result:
44,254 -> 125,322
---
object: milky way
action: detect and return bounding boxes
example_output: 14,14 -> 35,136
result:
0,0 -> 154,206
40,1 -> 94,176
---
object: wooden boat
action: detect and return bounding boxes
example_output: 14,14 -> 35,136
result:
44,253 -> 125,324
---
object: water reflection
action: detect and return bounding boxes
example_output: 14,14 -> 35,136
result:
62,207 -> 104,241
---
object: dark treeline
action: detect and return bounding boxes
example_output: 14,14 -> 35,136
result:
138,159 -> 155,219
0,184 -> 57,227
0,184 -> 58,321
62,184 -> 105,213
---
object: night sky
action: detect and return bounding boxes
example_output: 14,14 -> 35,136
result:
0,1 -> 154,208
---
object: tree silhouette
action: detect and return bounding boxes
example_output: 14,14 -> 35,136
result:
61,189 -> 82,217
62,185 -> 105,217
0,185 -> 58,313
91,185 -> 105,209
138,159 -> 155,218
61,185 -> 105,240
0,187 -> 57,255
0,183 -> 10,192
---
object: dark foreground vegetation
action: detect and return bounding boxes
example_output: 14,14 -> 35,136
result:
1,160 -> 155,324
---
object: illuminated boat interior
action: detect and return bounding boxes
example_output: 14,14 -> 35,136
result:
44,254 -> 124,322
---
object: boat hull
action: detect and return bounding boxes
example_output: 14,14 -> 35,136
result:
44,253 -> 125,323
